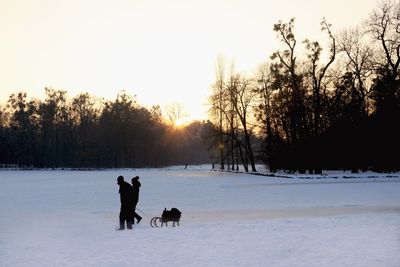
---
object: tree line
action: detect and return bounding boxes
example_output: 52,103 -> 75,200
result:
209,0 -> 400,173
0,89 -> 216,168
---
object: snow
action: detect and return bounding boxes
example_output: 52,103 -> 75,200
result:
1,166 -> 400,267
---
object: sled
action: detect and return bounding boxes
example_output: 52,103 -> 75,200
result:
150,208 -> 181,228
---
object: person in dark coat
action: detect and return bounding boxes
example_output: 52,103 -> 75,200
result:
131,176 -> 142,224
117,175 -> 133,230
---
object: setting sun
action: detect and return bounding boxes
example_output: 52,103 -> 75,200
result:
173,117 -> 192,128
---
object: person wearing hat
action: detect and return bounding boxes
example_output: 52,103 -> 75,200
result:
131,176 -> 142,224
117,175 -> 133,230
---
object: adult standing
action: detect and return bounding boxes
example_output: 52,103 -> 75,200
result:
131,176 -> 142,224
117,175 -> 133,230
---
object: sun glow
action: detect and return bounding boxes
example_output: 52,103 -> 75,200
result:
0,0 -> 379,123
173,117 -> 192,128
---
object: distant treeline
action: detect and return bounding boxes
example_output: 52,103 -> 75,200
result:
209,0 -> 400,173
0,89 -> 217,168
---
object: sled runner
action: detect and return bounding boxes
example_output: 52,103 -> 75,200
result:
150,208 -> 181,228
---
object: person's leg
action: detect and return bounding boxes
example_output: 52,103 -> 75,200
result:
122,206 -> 133,229
132,204 -> 136,219
135,212 -> 142,223
133,203 -> 142,223
127,211 -> 133,229
118,210 -> 125,230
126,220 -> 132,229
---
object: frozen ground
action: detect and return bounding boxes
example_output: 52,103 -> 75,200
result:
1,166 -> 400,267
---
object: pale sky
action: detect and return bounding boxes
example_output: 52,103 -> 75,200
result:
0,0 -> 380,122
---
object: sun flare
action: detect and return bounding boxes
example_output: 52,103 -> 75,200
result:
172,117 -> 191,128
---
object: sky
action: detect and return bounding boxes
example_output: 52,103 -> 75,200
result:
0,0 -> 380,123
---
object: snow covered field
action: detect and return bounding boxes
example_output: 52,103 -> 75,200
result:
1,167 -> 400,267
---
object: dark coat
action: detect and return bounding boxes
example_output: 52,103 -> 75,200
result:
131,179 -> 141,204
119,181 -> 133,206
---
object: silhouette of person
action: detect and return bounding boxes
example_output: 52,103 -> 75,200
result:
117,175 -> 133,230
131,176 -> 142,224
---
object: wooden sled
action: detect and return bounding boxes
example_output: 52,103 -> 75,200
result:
150,208 -> 181,228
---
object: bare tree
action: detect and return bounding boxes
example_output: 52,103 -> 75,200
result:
367,0 -> 400,77
208,56 -> 228,170
272,18 -> 308,143
366,0 -> 400,117
164,102 -> 187,126
303,18 -> 336,136
226,73 -> 258,172
338,26 -> 374,116
254,62 -> 277,170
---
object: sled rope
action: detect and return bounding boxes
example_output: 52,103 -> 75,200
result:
136,207 -> 152,219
